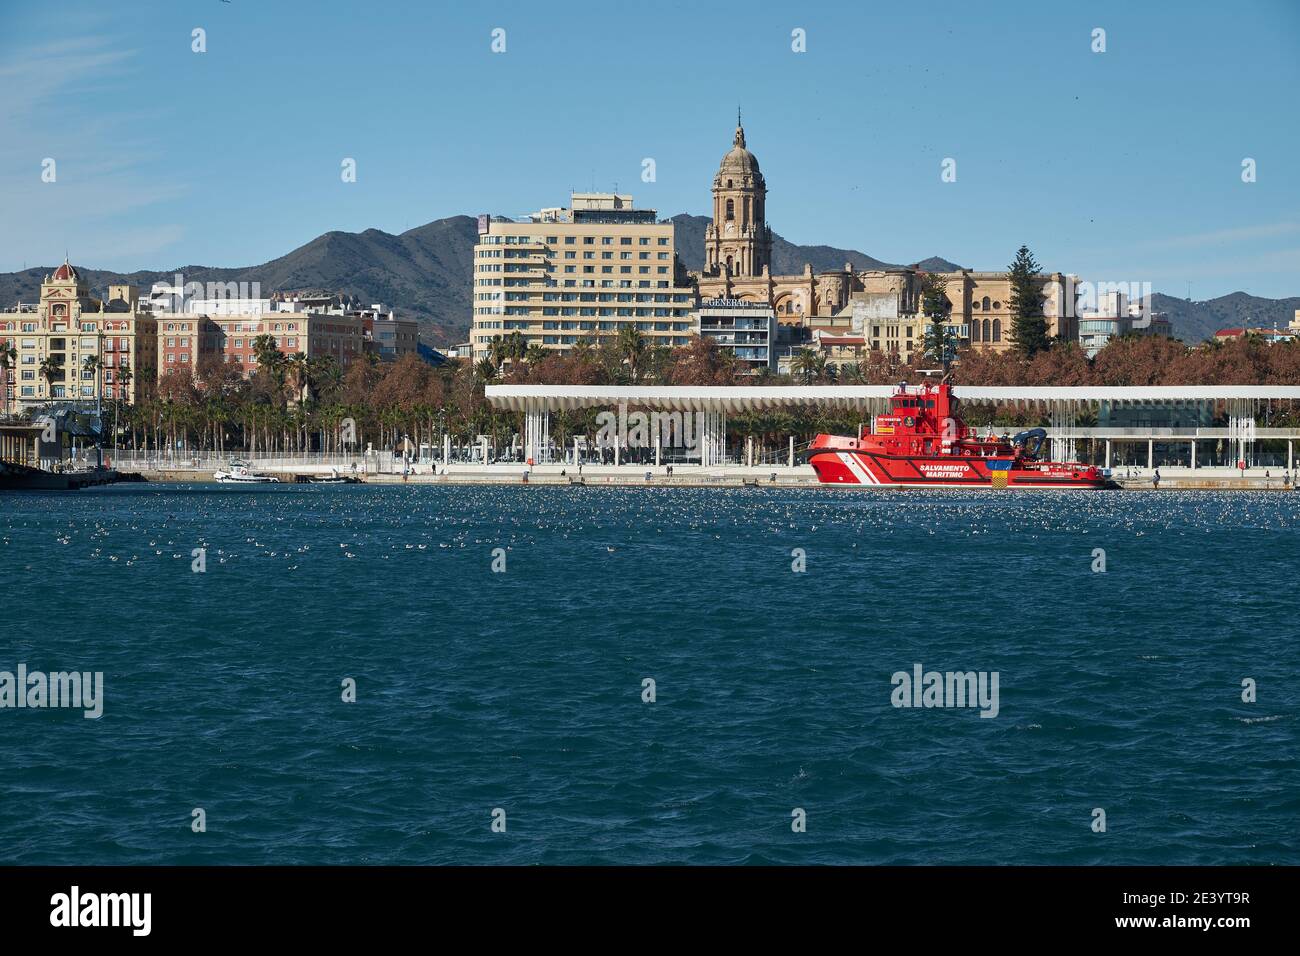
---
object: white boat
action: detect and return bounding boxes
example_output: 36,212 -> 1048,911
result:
309,466 -> 359,484
214,461 -> 280,483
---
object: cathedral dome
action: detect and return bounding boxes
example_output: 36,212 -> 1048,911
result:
718,123 -> 761,178
53,259 -> 78,281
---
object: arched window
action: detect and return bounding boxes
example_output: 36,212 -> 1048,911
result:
981,296 -> 991,310
725,199 -> 735,221
992,319 -> 1002,342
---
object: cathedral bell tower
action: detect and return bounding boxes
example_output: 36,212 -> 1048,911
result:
704,112 -> 772,279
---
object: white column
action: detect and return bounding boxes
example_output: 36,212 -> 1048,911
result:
443,433 -> 450,465
746,436 -> 753,468
1104,439 -> 1111,469
524,407 -> 537,463
481,436 -> 489,465
700,410 -> 727,467
1190,440 -> 1197,470
1147,439 -> 1154,470
789,435 -> 795,468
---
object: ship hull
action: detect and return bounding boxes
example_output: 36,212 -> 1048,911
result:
808,448 -> 1114,489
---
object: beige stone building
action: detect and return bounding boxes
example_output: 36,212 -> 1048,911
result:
692,119 -> 1075,359
0,261 -> 157,411
696,119 -> 856,323
470,194 -> 696,362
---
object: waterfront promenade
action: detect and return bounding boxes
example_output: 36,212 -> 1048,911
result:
104,452 -> 1296,490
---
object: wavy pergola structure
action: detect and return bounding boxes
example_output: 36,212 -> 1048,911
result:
485,384 -> 1300,468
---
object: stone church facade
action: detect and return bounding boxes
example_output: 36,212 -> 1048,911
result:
695,118 -> 857,325
691,119 -> 1075,356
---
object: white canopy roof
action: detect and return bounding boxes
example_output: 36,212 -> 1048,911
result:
485,384 -> 1300,412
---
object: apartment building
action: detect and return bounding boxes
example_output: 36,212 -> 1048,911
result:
695,299 -> 776,373
155,306 -> 366,377
0,261 -> 157,411
471,194 -> 697,362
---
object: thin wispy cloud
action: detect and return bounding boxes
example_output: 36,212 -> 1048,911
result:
0,33 -> 188,270
0,36 -> 136,130
1135,222 -> 1300,252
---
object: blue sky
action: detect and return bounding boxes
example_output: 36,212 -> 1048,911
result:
1,0 -> 1297,299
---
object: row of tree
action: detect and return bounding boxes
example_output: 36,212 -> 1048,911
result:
71,320 -> 1299,458
9,241 -> 1297,452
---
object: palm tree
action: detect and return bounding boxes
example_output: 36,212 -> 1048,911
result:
571,336 -> 595,364
475,357 -> 499,381
525,344 -> 547,366
251,334 -> 286,384
617,325 -> 646,382
112,364 -> 134,455
82,353 -> 103,405
792,347 -> 819,384
39,354 -> 65,398
0,340 -> 16,414
839,361 -> 866,385
504,331 -> 527,368
286,351 -> 310,404
311,355 -> 343,402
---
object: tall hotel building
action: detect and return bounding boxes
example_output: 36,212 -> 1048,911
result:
471,194 -> 696,361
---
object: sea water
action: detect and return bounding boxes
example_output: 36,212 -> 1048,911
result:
0,484 -> 1295,864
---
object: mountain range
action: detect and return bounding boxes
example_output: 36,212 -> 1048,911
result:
1,215 -> 1294,347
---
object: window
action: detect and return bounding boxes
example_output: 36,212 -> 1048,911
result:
725,199 -> 735,221
992,319 -> 1002,342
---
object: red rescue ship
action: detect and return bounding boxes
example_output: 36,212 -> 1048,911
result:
807,381 -> 1115,489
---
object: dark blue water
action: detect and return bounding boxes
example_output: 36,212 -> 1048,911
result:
1,484 -> 1296,864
